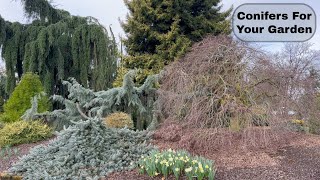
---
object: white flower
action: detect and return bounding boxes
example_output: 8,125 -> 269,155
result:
185,167 -> 193,173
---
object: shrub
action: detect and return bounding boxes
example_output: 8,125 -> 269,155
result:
0,173 -> 22,180
27,71 -> 158,131
9,118 -> 154,179
137,149 -> 215,180
0,121 -> 4,129
1,73 -> 50,122
103,112 -> 134,129
0,120 -> 53,147
156,36 -> 260,129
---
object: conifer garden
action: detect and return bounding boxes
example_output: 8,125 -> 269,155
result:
1,0 -> 320,179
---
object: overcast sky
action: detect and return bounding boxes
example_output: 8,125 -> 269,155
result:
0,0 -> 319,66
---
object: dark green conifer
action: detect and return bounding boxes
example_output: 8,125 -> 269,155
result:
114,0 -> 231,85
0,0 -> 117,97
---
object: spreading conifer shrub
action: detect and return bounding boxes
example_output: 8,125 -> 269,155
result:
1,73 -> 50,123
9,118 -> 154,179
0,120 -> 52,147
24,70 -> 158,131
104,112 -> 134,129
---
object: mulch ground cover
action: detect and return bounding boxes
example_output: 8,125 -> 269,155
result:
0,138 -> 54,173
1,131 -> 320,180
107,129 -> 320,180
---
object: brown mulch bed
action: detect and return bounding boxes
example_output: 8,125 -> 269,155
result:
216,144 -> 320,180
107,126 -> 320,180
0,138 -> 54,173
107,140 -> 320,180
107,171 -> 188,180
1,128 -> 320,180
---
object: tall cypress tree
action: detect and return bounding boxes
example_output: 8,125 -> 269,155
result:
0,0 -> 117,97
114,0 -> 231,86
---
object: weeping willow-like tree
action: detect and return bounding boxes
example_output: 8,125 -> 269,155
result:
0,0 -> 117,98
0,69 -> 7,112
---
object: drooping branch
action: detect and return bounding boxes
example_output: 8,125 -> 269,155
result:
22,70 -> 158,130
0,0 -> 118,98
76,103 -> 89,120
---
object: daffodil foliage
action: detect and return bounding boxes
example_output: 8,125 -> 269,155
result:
0,0 -> 117,97
137,149 -> 216,180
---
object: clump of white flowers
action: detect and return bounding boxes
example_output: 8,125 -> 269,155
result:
137,149 -> 215,180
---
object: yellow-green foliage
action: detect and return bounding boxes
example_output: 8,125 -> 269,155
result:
113,67 -> 130,87
0,120 -> 52,147
103,112 -> 134,129
0,120 -> 4,129
116,0 -> 231,86
292,119 -> 305,125
1,73 -> 50,123
113,67 -> 156,87
0,173 -> 23,180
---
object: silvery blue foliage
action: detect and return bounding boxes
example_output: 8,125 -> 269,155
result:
21,92 -> 48,121
9,118 -> 154,179
22,70 -> 158,130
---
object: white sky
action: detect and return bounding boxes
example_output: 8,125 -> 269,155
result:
0,0 -> 319,66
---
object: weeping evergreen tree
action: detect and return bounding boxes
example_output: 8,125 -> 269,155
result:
0,70 -> 7,112
0,0 -> 117,98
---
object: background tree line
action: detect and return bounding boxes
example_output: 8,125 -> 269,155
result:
0,0 -> 231,113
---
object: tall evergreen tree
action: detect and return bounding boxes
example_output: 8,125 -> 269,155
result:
0,0 -> 117,97
0,69 -> 7,112
114,0 -> 231,86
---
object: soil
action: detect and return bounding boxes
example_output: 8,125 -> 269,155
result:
107,134 -> 320,180
0,138 -> 54,173
1,133 -> 320,180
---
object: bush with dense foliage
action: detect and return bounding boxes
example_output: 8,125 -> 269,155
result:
0,173 -> 22,180
24,70 -> 158,131
155,36 -> 264,129
114,0 -> 232,85
9,118 -> 154,179
0,120 -> 52,147
103,112 -> 134,129
1,73 -> 49,122
138,149 -> 215,180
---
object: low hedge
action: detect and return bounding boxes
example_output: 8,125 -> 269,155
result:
0,120 -> 53,147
